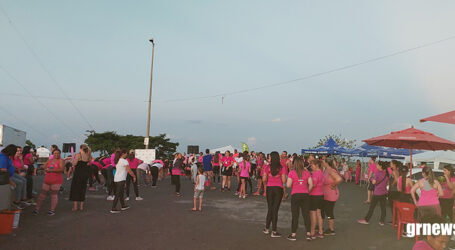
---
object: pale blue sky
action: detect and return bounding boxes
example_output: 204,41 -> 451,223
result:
1,0 -> 454,153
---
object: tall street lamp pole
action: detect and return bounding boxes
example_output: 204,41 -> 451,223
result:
146,38 -> 155,149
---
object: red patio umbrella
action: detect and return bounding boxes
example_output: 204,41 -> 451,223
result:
363,127 -> 455,174
420,110 -> 455,125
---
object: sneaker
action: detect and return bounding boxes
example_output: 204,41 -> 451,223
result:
47,210 -> 55,216
29,199 -> 37,206
121,206 -> 130,211
357,219 -> 369,225
234,191 -> 239,196
263,228 -> 270,234
271,232 -> 282,238
306,234 -> 312,241
317,232 -> 324,239
22,201 -> 32,206
324,229 -> 336,236
32,209 -> 39,215
12,202 -> 24,210
106,195 -> 114,201
110,209 -> 120,214
135,197 -> 144,201
125,197 -> 130,201
379,222 -> 385,226
287,234 -> 296,241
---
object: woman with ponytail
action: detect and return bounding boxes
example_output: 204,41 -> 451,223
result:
439,165 -> 455,221
411,166 -> 443,219
397,165 -> 413,203
358,161 -> 389,226
262,151 -> 286,238
286,156 -> 313,241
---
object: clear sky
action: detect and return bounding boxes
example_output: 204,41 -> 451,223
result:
1,0 -> 454,153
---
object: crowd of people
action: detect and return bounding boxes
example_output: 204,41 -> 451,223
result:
1,144 -> 454,248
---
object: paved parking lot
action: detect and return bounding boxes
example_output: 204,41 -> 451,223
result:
1,176 -> 414,250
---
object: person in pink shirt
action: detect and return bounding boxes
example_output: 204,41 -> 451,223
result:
411,166 -> 443,219
238,152 -> 251,199
412,215 -> 449,250
125,150 -> 143,201
322,159 -> 342,236
355,160 -> 362,185
22,146 -> 36,200
262,151 -> 286,238
364,157 -> 377,204
439,165 -> 455,221
397,165 -> 413,203
172,153 -> 184,197
309,159 -> 324,239
211,151 -> 221,185
254,153 -> 266,196
221,151 -> 234,191
33,149 -> 64,216
286,157 -> 313,241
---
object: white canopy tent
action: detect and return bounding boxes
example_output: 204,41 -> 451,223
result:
404,150 -> 455,170
210,145 -> 235,154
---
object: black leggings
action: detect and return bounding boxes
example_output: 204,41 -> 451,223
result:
88,165 -> 101,187
26,174 -> 33,199
112,181 -> 126,209
107,167 -> 115,195
322,200 -> 336,219
440,198 -> 454,221
291,193 -> 311,234
365,195 -> 387,223
150,166 -> 158,186
172,175 -> 181,193
126,168 -> 139,197
266,186 -> 283,231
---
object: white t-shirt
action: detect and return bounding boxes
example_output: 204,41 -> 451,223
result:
138,163 -> 149,171
196,174 -> 206,190
114,158 -> 129,182
151,163 -> 163,169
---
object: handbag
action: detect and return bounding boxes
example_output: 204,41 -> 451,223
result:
0,171 -> 10,185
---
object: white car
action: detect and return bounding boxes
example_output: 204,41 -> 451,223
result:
408,168 -> 444,182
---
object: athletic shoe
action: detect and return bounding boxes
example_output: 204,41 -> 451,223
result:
324,229 -> 336,236
311,235 -> 317,240
135,197 -> 144,201
262,228 -> 270,234
32,209 -> 39,215
110,209 -> 120,214
121,206 -> 130,211
357,219 -> 369,225
22,201 -> 32,206
125,197 -> 130,201
106,195 -> 114,201
12,202 -> 24,210
286,235 -> 296,241
271,232 -> 282,238
253,192 -> 260,196
379,222 -> 385,226
47,210 -> 55,216
306,235 -> 312,241
317,233 -> 324,239
234,191 -> 239,196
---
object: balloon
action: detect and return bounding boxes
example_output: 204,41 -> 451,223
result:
241,142 -> 249,152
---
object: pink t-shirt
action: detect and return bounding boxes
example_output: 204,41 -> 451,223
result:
239,161 -> 251,178
412,240 -> 434,250
265,167 -> 283,187
262,163 -> 270,177
92,161 -> 103,170
102,158 -> 111,169
441,177 -> 455,199
288,170 -> 311,195
310,169 -> 324,196
23,153 -> 33,166
127,158 -> 141,169
323,168 -> 340,201
198,155 -> 203,163
12,158 -> 22,171
368,162 -> 377,177
221,156 -> 234,168
110,154 -> 116,167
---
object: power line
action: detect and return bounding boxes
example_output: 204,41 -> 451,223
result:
0,5 -> 94,131
0,92 -> 143,103
0,65 -> 80,138
0,103 -> 50,139
158,34 -> 455,103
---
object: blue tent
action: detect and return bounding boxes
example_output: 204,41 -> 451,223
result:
301,138 -> 349,155
344,143 -> 422,159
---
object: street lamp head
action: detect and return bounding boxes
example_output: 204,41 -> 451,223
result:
149,38 -> 154,44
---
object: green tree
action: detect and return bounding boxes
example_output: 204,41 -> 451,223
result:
315,134 -> 356,149
84,131 -> 179,159
26,140 -> 36,149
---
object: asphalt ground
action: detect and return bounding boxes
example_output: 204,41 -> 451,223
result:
0,175 -> 415,250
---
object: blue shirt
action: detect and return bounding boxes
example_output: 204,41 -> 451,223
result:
0,153 -> 15,177
202,155 -> 213,171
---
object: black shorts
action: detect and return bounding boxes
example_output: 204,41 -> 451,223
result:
222,167 -> 233,176
310,195 -> 324,211
213,166 -> 220,174
322,200 -> 336,219
367,181 -> 375,191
